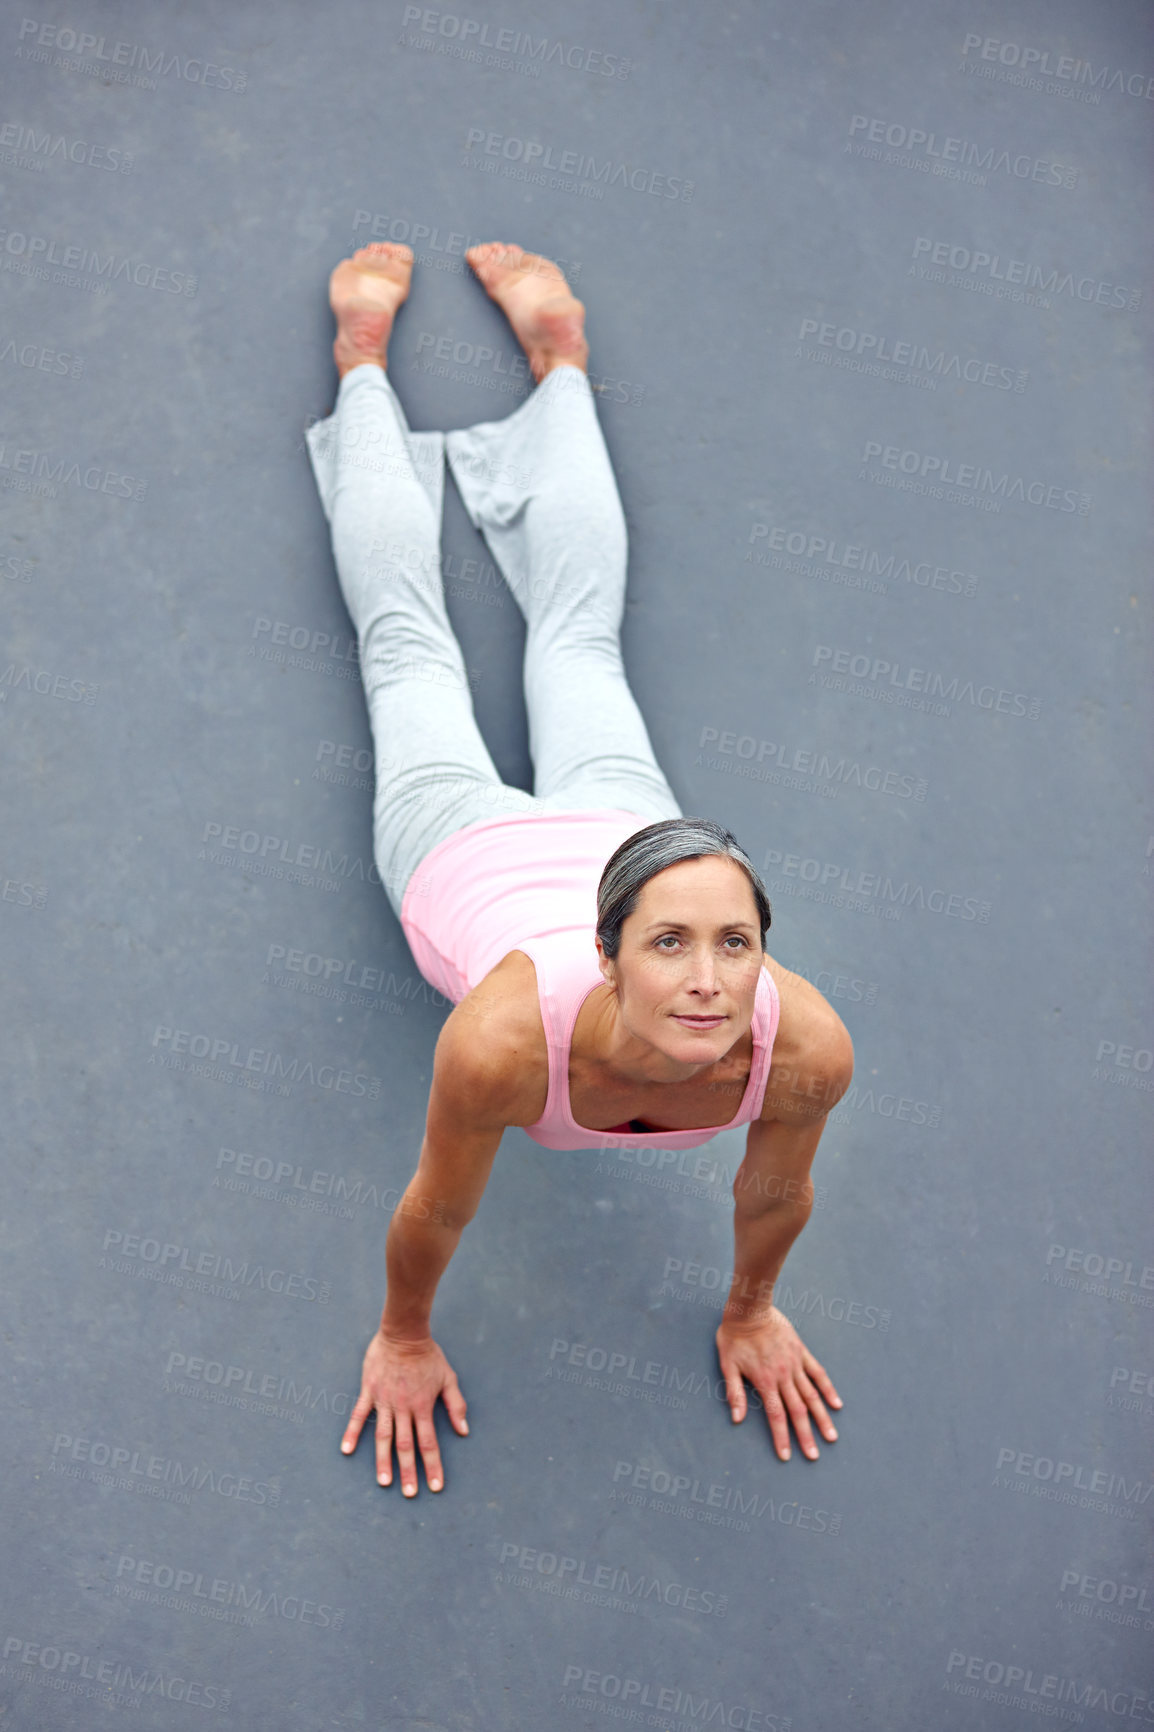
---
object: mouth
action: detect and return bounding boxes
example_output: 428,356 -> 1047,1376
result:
671,1013 -> 726,1028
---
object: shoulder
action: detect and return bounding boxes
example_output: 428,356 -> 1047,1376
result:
432,949 -> 549,1128
757,953 -> 854,1125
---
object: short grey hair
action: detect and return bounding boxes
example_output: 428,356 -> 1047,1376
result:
596,817 -> 772,961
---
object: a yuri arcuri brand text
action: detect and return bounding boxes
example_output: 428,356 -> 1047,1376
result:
1,1634 -> 231,1711
558,1663 -> 790,1729
812,643 -> 1040,719
50,1430 -> 279,1507
101,1229 -> 331,1302
0,226 -> 196,293
114,1555 -> 343,1628
149,1023 -> 381,1097
496,1537 -> 727,1617
16,17 -> 247,92
860,440 -> 1089,513
960,33 -> 1154,101
697,726 -> 925,802
846,113 -> 1077,187
797,316 -> 1024,391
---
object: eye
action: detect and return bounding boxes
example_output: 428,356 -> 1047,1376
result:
724,935 -> 748,948
655,934 -> 681,950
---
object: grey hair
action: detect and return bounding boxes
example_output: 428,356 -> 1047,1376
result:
596,817 -> 772,961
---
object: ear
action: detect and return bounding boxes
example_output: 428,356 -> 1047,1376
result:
594,934 -> 618,991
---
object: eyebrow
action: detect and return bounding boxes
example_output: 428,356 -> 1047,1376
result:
641,920 -> 758,934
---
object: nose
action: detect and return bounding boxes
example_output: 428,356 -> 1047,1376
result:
684,945 -> 721,997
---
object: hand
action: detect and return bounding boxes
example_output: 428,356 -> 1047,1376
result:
340,1329 -> 469,1495
715,1307 -> 842,1461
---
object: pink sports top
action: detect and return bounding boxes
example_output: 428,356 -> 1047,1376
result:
399,808 -> 780,1151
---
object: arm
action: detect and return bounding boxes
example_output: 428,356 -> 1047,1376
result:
715,1003 -> 854,1460
341,992 -> 519,1494
380,1005 -> 511,1341
722,1112 -> 827,1330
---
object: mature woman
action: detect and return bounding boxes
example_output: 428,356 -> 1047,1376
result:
306,242 -> 854,1499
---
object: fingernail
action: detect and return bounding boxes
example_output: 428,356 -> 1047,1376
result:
378,1476 -> 389,1486
829,1430 -> 838,1440
430,1478 -> 442,1491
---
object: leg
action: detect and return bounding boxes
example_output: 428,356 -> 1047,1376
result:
306,248 -> 539,919
445,246 -> 682,825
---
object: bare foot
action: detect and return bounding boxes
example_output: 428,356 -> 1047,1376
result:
464,243 -> 588,383
330,243 -> 414,379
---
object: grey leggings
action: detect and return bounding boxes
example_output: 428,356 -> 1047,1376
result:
306,363 -> 682,920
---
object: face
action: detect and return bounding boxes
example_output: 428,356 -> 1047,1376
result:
596,856 -> 764,1068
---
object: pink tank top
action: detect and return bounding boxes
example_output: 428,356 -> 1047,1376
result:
400,809 -> 780,1151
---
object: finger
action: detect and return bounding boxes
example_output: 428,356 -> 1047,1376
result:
714,1344 -> 746,1422
413,1412 -> 444,1493
392,1411 -> 420,1498
779,1383 -> 821,1461
760,1391 -> 792,1460
341,1389 -> 373,1455
720,1361 -> 746,1422
803,1351 -> 843,1409
796,1369 -> 839,1443
374,1409 -> 395,1487
442,1376 -> 469,1436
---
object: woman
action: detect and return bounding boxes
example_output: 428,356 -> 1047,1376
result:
305,242 -> 855,1499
